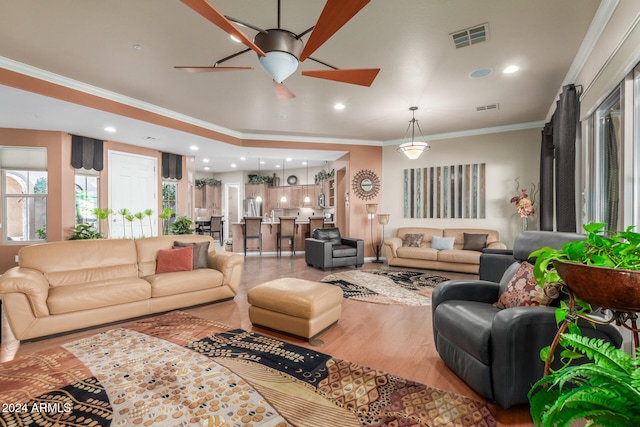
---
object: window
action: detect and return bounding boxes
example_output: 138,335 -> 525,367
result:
1,147 -> 48,243
162,181 -> 178,234
75,172 -> 99,227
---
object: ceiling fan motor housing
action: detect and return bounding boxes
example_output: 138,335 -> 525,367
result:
255,29 -> 304,83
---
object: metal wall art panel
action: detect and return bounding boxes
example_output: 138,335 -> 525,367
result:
404,163 -> 486,219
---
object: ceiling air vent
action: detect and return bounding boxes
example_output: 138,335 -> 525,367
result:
450,23 -> 489,49
476,103 -> 499,112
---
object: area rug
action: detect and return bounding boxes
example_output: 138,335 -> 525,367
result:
0,311 -> 495,427
321,270 -> 450,306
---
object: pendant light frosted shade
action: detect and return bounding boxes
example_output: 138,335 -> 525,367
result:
397,107 -> 431,159
259,51 -> 299,83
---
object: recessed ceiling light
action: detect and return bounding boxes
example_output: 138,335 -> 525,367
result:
189,145 -> 198,151
132,44 -> 143,51
286,157 -> 292,162
334,103 -> 345,110
260,160 -> 265,164
231,163 -> 237,168
469,68 -> 493,79
203,158 -> 209,163
276,164 -> 281,168
240,157 -> 246,160
104,126 -> 116,133
503,65 -> 519,74
204,166 -> 210,171
302,161 -> 308,165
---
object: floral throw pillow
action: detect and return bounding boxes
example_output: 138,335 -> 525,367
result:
402,233 -> 424,247
494,262 -> 554,309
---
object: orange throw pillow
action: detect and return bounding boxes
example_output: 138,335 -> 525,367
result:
156,246 -> 193,274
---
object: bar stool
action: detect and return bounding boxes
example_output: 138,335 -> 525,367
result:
307,217 -> 325,238
277,217 -> 297,256
209,215 -> 223,245
243,216 -> 263,256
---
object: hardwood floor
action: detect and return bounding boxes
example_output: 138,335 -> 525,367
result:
1,255 -> 534,426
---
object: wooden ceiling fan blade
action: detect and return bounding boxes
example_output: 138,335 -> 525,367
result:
174,66 -> 253,72
299,0 -> 370,62
181,0 -> 266,56
301,68 -> 380,86
273,80 -> 296,100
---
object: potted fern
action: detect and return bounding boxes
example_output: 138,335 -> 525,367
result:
528,222 -> 640,426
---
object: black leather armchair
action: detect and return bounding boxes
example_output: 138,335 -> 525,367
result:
432,231 -> 623,408
305,227 -> 364,270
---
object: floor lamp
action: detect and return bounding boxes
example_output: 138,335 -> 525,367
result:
376,213 -> 390,263
366,203 -> 379,262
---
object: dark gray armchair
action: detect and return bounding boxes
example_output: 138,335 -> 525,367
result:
432,231 -> 623,408
305,227 -> 364,270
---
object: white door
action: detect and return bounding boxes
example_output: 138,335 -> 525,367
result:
109,151 -> 158,239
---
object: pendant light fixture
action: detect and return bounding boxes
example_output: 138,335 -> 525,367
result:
280,159 -> 287,203
397,106 -> 431,160
255,158 -> 263,203
304,161 -> 311,204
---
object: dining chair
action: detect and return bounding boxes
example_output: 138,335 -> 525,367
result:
307,217 -> 325,238
209,215 -> 223,245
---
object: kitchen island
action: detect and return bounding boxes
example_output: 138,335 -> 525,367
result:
229,219 -> 334,254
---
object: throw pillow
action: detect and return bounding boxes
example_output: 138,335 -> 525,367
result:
173,241 -> 210,269
156,246 -> 194,274
494,262 -> 554,309
462,233 -> 488,251
402,233 -> 424,247
431,235 -> 455,250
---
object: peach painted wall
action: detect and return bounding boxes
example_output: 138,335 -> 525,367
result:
0,128 -> 189,273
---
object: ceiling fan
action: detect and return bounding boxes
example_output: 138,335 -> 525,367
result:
175,0 -> 380,99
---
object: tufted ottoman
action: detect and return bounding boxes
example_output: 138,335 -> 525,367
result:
247,278 -> 343,342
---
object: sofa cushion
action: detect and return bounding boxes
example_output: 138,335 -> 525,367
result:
135,235 -> 216,277
18,239 -> 139,287
173,240 -> 210,269
402,233 -> 424,247
437,249 -> 481,264
332,245 -> 357,258
431,236 -> 455,250
396,246 -> 439,261
494,262 -> 553,309
156,247 -> 193,274
313,227 -> 342,246
47,278 -> 151,314
434,300 -> 499,365
144,269 -> 225,297
463,233 -> 488,251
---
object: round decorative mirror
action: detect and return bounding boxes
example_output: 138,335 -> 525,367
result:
352,169 -> 380,200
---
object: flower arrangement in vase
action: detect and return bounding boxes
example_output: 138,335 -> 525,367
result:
510,179 -> 537,230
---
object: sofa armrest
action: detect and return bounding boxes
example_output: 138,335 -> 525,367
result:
490,306 -> 623,407
486,241 -> 507,250
341,237 -> 364,265
383,237 -> 402,259
305,238 -> 334,269
432,279 -> 501,309
0,267 -> 51,317
208,251 -> 244,294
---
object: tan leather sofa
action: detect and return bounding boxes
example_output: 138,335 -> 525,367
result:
0,235 -> 243,340
383,227 -> 506,274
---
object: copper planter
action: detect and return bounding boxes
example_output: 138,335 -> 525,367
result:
554,260 -> 640,312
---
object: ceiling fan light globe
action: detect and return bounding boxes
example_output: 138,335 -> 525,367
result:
259,51 -> 299,83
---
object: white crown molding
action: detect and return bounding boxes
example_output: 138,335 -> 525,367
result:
383,120 -> 546,145
0,56 -> 382,147
545,0 -> 620,121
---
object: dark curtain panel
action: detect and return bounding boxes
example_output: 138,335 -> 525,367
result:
162,152 -> 183,180
71,135 -> 104,171
539,118 -> 555,231
554,84 -> 579,232
604,114 -> 619,231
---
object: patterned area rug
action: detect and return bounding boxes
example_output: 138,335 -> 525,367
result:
321,270 -> 450,306
0,311 -> 496,427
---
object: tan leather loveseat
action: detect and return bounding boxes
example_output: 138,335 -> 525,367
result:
0,235 -> 243,340
383,227 -> 506,274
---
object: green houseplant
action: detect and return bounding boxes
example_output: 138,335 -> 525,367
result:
170,215 -> 194,235
528,222 -> 640,426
